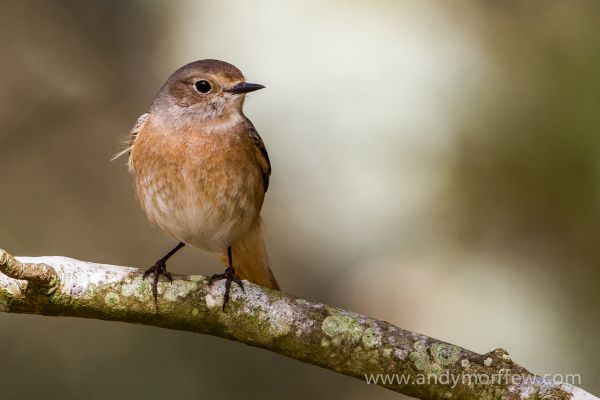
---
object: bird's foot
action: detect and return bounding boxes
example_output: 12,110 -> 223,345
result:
142,259 -> 173,306
208,266 -> 244,311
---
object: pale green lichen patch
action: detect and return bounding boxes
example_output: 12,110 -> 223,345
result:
431,343 -> 461,366
163,280 -> 197,302
382,348 -> 392,358
104,292 -> 120,307
84,283 -> 98,299
120,277 -> 151,302
410,347 -> 431,371
414,340 -> 427,352
321,315 -> 364,346
410,341 -> 462,375
205,283 -> 295,341
461,359 -> 470,368
361,326 -> 382,348
484,357 -> 493,367
424,363 -> 443,376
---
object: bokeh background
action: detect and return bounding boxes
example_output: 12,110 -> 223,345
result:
0,0 -> 598,399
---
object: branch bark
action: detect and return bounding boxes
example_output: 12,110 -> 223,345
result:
0,248 -> 596,400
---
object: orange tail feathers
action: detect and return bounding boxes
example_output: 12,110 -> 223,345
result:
221,218 -> 280,290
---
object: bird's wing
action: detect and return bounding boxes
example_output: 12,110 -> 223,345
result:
111,112 -> 149,165
246,121 -> 271,193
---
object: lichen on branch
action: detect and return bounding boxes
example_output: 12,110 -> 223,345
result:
0,249 -> 596,400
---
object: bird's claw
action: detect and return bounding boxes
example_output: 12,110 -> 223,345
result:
142,259 -> 173,307
209,266 -> 244,311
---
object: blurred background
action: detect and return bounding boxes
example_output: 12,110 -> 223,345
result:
0,0 -> 598,398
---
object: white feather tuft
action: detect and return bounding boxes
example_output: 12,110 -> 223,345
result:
110,112 -> 150,163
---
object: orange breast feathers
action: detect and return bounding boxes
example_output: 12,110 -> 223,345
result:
129,117 -> 266,253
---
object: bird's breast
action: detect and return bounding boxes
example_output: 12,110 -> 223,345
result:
130,123 -> 263,252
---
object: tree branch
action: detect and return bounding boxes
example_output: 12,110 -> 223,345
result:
0,248 -> 596,400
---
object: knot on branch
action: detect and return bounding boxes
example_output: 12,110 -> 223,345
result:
0,249 -> 58,284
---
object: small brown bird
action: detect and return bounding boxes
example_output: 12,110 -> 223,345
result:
120,59 -> 280,309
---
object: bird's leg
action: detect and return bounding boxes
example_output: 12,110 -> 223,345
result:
143,242 -> 185,305
209,246 -> 244,311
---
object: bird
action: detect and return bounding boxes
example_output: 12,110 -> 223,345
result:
117,59 -> 280,310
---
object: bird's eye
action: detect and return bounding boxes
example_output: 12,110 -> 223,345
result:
194,80 -> 212,94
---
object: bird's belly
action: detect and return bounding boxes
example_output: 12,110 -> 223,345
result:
135,156 -> 262,253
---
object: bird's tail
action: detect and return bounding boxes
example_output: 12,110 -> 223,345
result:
221,217 -> 280,290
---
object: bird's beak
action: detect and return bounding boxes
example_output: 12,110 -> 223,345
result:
225,82 -> 265,94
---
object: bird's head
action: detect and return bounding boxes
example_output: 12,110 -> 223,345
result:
152,59 -> 264,124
